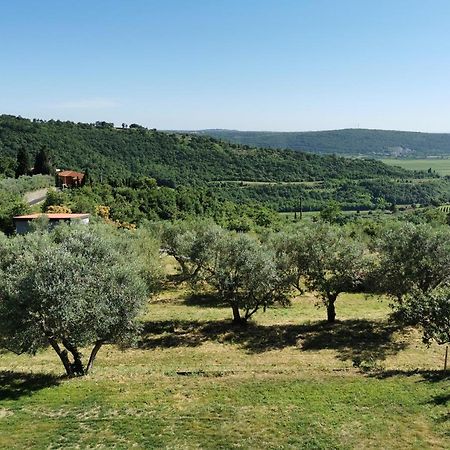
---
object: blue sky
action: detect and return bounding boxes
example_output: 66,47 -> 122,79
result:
1,0 -> 450,131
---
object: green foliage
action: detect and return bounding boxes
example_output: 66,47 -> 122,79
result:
33,146 -> 54,175
0,224 -> 157,376
82,167 -> 92,186
0,155 -> 16,178
375,222 -> 450,301
269,223 -> 374,322
161,219 -> 224,282
0,115 -> 408,184
0,295 -> 448,449
15,147 -> 31,177
0,174 -> 54,196
200,128 -> 450,158
0,174 -> 54,234
206,232 -> 291,323
215,177 -> 450,212
0,190 -> 29,234
42,178 -> 280,231
320,201 -> 344,224
267,229 -> 309,293
2,115 -> 447,212
393,286 -> 450,345
163,222 -> 291,322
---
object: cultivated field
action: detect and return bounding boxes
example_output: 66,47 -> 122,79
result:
0,283 -> 448,449
382,158 -> 450,176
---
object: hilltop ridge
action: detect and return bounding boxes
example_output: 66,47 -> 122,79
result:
0,115 -> 409,183
193,128 -> 450,158
1,115 -> 449,212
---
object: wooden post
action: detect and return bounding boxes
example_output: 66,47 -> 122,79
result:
444,346 -> 448,372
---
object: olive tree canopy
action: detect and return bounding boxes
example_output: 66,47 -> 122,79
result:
393,286 -> 450,346
161,219 -> 223,282
207,232 -> 291,324
272,223 -> 374,323
376,223 -> 450,301
0,224 -> 156,377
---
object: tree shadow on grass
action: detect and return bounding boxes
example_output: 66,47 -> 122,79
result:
370,369 -> 450,382
430,392 -> 450,405
183,292 -> 229,308
139,318 -> 406,367
0,371 -> 61,401
428,392 -> 450,423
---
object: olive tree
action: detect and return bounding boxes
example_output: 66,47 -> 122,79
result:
376,222 -> 450,302
267,225 -> 313,293
207,232 -> 290,324
284,223 -> 373,323
0,224 -> 153,377
393,286 -> 450,347
161,219 -> 223,282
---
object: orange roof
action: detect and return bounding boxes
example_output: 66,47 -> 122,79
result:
14,213 -> 90,220
58,170 -> 84,178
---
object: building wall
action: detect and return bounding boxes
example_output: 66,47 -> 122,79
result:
14,221 -> 30,235
15,217 -> 90,234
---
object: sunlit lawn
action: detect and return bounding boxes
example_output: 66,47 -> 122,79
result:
1,283 -> 449,449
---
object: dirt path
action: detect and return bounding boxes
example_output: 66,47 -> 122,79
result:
24,188 -> 49,205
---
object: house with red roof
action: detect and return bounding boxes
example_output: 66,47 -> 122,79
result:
57,170 -> 85,188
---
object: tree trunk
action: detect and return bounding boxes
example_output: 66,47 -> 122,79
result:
244,305 -> 259,321
48,337 -> 74,377
86,340 -> 104,374
232,305 -> 245,325
62,340 -> 85,376
175,257 -> 190,279
326,294 -> 338,323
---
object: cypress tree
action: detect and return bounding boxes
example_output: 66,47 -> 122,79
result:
33,146 -> 54,175
82,167 -> 92,186
15,147 -> 31,178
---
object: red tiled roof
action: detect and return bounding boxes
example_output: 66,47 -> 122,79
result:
57,170 -> 84,178
13,213 -> 90,220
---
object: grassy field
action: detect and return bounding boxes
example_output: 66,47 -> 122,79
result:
381,158 -> 450,176
0,279 -> 449,449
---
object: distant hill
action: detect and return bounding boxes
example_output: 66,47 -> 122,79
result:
0,116 -> 409,183
193,129 -> 450,158
1,115 -> 449,211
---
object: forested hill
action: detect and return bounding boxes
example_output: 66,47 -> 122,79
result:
194,128 -> 450,158
2,115 -> 450,212
0,115 -> 411,183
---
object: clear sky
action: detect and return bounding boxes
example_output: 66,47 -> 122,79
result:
1,0 -> 450,132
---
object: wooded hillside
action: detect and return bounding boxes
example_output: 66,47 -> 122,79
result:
197,128 -> 450,157
1,115 -> 449,211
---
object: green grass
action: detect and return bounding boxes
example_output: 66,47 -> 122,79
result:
0,283 -> 449,449
382,158 -> 450,176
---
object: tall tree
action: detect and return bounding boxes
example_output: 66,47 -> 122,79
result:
82,167 -> 92,186
33,146 -> 54,175
15,147 -> 31,178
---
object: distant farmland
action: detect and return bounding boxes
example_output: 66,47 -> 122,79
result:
382,158 -> 450,176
